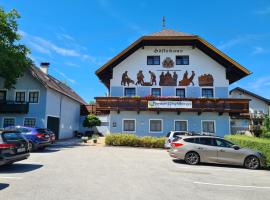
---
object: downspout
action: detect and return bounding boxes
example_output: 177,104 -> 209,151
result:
59,94 -> 63,139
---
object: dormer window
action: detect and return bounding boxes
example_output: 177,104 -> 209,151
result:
176,55 -> 189,65
147,56 -> 160,65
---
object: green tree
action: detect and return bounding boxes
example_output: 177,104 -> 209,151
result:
0,8 -> 32,89
83,114 -> 101,130
263,115 -> 270,132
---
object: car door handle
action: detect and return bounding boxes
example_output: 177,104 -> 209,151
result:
197,147 -> 204,150
219,149 -> 225,152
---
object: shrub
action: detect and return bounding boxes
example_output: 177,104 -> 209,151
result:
225,135 -> 270,166
105,134 -> 165,148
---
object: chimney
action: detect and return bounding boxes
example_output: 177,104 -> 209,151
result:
40,62 -> 50,74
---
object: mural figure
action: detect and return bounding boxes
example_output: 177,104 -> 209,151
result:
179,70 -> 195,86
149,71 -> 157,85
198,74 -> 214,86
135,70 -> 145,85
121,71 -> 134,86
159,71 -> 178,86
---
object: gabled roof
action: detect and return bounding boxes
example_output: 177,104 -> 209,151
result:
96,29 -> 251,88
29,65 -> 86,105
230,87 -> 270,105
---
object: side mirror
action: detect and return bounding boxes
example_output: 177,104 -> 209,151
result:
232,145 -> 240,150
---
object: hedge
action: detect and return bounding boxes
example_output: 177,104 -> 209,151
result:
105,134 -> 165,148
225,135 -> 270,166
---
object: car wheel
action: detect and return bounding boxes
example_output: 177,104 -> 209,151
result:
39,146 -> 46,150
185,152 -> 200,165
244,156 -> 260,169
28,142 -> 35,152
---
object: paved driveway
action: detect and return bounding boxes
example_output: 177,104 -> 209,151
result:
0,139 -> 269,200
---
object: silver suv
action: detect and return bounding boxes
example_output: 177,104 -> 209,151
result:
168,136 -> 266,169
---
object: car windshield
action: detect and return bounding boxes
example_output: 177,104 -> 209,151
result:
17,128 -> 31,133
2,132 -> 24,142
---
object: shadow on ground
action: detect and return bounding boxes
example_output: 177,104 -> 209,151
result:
0,163 -> 43,174
172,159 -> 270,171
0,183 -> 9,190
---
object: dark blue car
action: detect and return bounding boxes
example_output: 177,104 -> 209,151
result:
5,126 -> 51,151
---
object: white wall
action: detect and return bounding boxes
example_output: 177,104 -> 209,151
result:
46,89 -> 81,139
110,46 -> 229,87
230,90 -> 269,115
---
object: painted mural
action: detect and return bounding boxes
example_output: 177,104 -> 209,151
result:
179,70 -> 195,86
162,57 -> 174,68
198,74 -> 214,86
120,69 -> 214,87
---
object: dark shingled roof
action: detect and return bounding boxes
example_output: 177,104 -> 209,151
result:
230,87 -> 270,105
29,65 -> 86,105
149,29 -> 194,37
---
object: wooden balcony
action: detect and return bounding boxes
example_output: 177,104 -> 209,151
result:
0,101 -> 29,114
95,97 -> 249,114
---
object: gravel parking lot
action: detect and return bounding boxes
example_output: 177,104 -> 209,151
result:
0,139 -> 269,200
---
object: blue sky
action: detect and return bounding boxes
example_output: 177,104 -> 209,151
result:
1,0 -> 270,102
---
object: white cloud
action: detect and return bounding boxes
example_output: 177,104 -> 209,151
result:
248,76 -> 270,89
254,7 -> 270,15
251,46 -> 267,55
53,68 -> 77,85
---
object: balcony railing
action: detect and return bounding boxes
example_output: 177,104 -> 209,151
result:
0,101 -> 29,114
95,97 -> 249,114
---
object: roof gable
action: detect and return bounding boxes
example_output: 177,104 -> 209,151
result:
230,87 -> 270,105
96,29 -> 251,88
29,66 -> 86,105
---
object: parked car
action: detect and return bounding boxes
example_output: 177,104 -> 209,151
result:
168,136 -> 267,169
0,130 -> 30,166
165,131 -> 200,149
5,126 -> 51,152
37,128 -> 56,144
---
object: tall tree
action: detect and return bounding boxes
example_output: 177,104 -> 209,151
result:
0,7 -> 32,89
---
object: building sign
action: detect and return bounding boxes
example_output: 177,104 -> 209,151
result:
148,101 -> 192,109
154,49 -> 183,53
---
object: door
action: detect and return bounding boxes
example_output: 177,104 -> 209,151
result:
0,90 -> 7,102
47,116 -> 60,140
215,138 -> 243,165
195,137 -> 218,163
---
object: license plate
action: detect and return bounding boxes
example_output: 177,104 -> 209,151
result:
17,148 -> 26,153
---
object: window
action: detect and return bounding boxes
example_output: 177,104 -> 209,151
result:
174,121 -> 188,131
198,137 -> 215,146
150,119 -> 162,132
184,137 -> 200,144
15,91 -> 26,103
202,121 -> 215,134
202,88 -> 214,98
0,90 -> 7,102
3,118 -> 15,128
176,88 -> 185,98
24,118 -> 36,127
176,55 -> 189,65
215,138 -> 234,148
29,91 -> 39,103
123,119 -> 135,132
147,56 -> 160,65
151,88 -> 161,96
124,88 -> 136,97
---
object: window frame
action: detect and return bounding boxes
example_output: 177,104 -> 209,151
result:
123,87 -> 136,97
122,119 -> 136,133
28,90 -> 40,104
14,90 -> 26,103
175,88 -> 186,98
147,56 -> 160,65
151,87 -> 161,97
201,87 -> 215,98
0,89 -> 7,102
201,120 -> 216,134
149,119 -> 163,133
175,55 -> 189,65
24,117 -> 36,127
2,117 -> 16,128
174,120 -> 188,131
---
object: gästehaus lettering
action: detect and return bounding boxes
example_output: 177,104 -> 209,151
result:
154,49 -> 183,53
148,101 -> 192,109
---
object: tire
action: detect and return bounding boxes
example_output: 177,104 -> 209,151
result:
39,146 -> 46,150
28,142 -> 35,152
185,152 -> 200,165
244,156 -> 260,170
